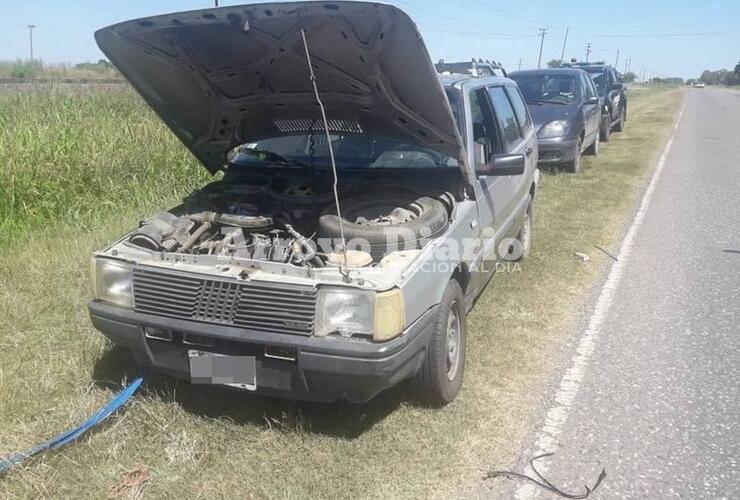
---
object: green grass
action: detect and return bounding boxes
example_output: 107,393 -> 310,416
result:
0,86 -> 210,246
0,60 -> 121,81
0,85 -> 681,498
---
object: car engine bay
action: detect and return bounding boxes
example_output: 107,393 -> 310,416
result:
122,172 -> 459,271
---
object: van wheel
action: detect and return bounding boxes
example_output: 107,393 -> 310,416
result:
566,137 -> 582,173
586,133 -> 599,156
515,203 -> 533,260
414,280 -> 466,406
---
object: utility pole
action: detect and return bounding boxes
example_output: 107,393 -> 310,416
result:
560,27 -> 569,64
518,58 -> 522,70
214,0 -> 219,6
584,42 -> 592,62
27,24 -> 36,61
537,28 -> 549,69
614,49 -> 620,68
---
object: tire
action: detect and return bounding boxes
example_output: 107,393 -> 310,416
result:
599,116 -> 611,142
318,190 -> 449,259
414,279 -> 467,406
586,133 -> 599,156
614,107 -> 626,132
514,202 -> 533,261
566,137 -> 582,173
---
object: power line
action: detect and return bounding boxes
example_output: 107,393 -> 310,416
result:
572,30 -> 740,38
471,0 -> 543,26
395,0 -> 518,31
424,28 -> 540,38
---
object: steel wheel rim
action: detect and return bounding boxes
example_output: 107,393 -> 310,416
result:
446,302 -> 461,381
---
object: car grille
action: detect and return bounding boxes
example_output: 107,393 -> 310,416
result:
132,267 -> 316,335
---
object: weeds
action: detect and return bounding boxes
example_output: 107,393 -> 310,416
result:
0,86 -> 210,246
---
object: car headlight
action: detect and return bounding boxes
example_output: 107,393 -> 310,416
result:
538,120 -> 570,138
91,257 -> 133,308
315,287 -> 405,342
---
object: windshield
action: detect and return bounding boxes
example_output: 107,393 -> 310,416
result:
511,74 -> 578,104
230,134 -> 459,170
585,69 -> 607,95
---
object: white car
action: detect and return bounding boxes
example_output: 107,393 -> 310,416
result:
693,82 -> 705,88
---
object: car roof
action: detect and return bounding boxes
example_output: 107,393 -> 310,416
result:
509,68 -> 584,77
439,74 -> 515,88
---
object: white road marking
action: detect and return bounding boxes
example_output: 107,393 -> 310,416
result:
515,99 -> 688,499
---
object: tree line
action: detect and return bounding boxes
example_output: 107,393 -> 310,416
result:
690,61 -> 740,86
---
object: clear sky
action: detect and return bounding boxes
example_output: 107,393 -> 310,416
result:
1,0 -> 738,79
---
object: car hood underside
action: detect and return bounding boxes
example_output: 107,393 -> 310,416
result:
95,1 -> 466,174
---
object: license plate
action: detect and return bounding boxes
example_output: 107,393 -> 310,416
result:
188,350 -> 256,391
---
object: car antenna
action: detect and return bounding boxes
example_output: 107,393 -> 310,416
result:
300,28 -> 350,282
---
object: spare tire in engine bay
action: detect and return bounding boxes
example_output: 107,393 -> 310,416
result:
317,190 -> 449,260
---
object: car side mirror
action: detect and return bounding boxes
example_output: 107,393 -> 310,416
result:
585,96 -> 599,105
475,153 -> 526,177
610,82 -> 624,91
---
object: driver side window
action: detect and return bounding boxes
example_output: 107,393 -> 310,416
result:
469,88 -> 499,163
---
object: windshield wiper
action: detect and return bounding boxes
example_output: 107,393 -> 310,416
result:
528,99 -> 568,106
236,148 -> 311,168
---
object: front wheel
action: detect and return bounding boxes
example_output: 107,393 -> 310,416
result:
414,280 -> 467,406
614,107 -> 626,132
600,116 -> 611,142
566,137 -> 582,173
586,133 -> 599,156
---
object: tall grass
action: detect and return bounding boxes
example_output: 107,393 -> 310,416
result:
0,86 -> 211,246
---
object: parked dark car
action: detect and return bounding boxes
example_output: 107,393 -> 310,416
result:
565,62 -> 627,142
509,68 -> 601,173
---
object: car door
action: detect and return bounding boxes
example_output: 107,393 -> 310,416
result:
504,84 -> 536,208
467,83 -> 528,284
481,85 -> 529,238
608,68 -> 623,120
581,72 -> 600,144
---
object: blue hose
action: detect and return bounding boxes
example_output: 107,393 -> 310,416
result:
0,376 -> 143,475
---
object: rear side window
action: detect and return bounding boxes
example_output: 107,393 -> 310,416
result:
582,73 -> 596,99
505,86 -> 532,135
487,86 -> 522,151
589,70 -> 607,94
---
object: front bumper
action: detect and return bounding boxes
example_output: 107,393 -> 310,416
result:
536,137 -> 578,164
88,301 -> 437,403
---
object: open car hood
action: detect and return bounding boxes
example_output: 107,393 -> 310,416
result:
95,1 -> 467,175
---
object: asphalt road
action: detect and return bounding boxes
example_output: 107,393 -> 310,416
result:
499,88 -> 740,499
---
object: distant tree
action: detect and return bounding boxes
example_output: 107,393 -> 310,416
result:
546,59 -> 562,68
686,78 -> 696,85
623,71 -> 637,83
735,60 -> 740,76
700,70 -> 720,85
